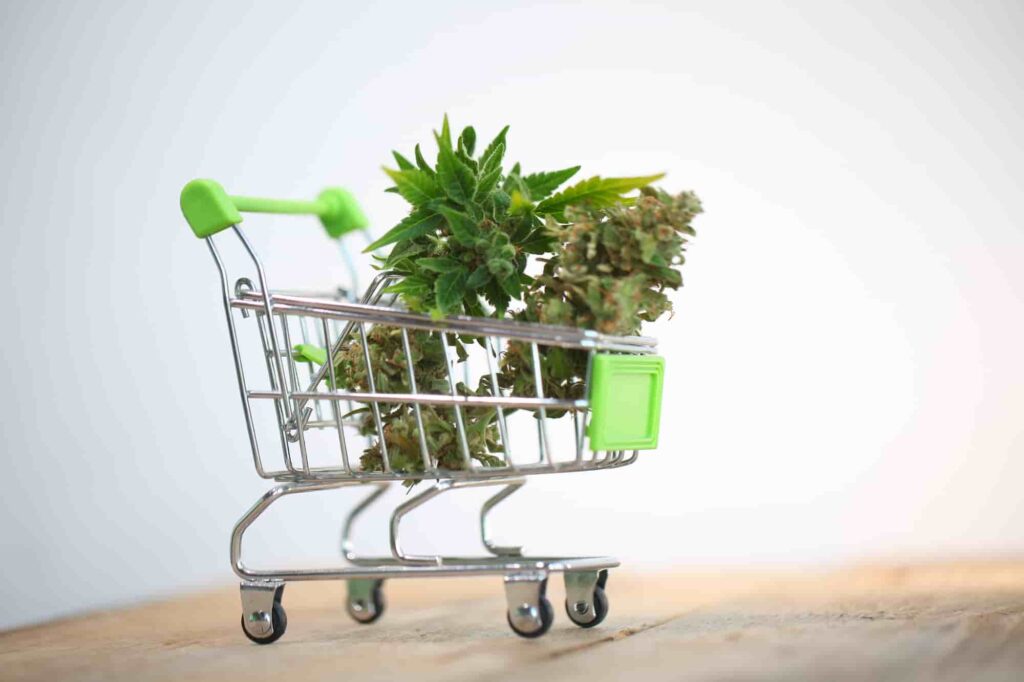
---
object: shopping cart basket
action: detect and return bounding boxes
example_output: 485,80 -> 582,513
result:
180,179 -> 666,641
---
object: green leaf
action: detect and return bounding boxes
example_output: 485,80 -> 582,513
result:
435,267 -> 468,313
536,173 -> 665,215
502,165 -> 525,195
392,151 -> 415,171
364,210 -> 443,252
418,256 -> 463,273
474,163 -> 502,200
383,167 -> 442,205
414,144 -> 434,175
435,136 -> 477,204
383,276 -> 430,295
510,215 -> 536,242
482,280 -> 510,317
458,126 -> 476,157
466,264 -> 492,289
480,143 -> 505,177
438,114 -> 452,151
498,270 -> 521,297
520,227 -> 554,254
594,174 -> 667,193
522,166 -> 580,201
456,148 -> 479,174
463,294 -> 486,317
437,205 -> 480,245
480,125 -> 508,167
384,239 -> 427,268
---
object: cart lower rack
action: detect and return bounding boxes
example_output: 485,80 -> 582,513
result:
180,179 -> 666,640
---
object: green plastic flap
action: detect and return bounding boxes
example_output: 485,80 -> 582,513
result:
291,343 -> 327,366
587,354 -> 665,451
180,179 -> 368,239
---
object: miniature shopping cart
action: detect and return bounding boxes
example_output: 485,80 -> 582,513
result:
180,179 -> 666,641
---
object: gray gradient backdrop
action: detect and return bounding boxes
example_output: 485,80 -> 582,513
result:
1,0 -> 1022,630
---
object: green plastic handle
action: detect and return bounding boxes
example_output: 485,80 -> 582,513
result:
180,178 -> 368,239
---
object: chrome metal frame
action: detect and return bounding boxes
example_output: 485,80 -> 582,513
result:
202,223 -> 654,639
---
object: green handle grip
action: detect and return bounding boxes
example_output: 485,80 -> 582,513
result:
180,178 -> 368,239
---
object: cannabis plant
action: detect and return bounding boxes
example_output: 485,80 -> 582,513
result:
329,117 -> 700,478
365,115 -> 662,318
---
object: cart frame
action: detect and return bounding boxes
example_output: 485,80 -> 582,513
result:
181,179 -> 665,640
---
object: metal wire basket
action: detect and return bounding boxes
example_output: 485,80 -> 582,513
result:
181,179 -> 666,641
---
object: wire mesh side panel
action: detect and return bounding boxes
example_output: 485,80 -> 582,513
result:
237,297 -> 643,481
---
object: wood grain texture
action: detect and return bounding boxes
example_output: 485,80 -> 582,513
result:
2,562 -> 1023,681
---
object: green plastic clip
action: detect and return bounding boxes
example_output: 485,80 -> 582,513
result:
291,344 -> 327,366
587,354 -> 665,451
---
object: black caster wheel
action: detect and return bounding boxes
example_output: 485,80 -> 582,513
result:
507,597 -> 554,638
507,596 -> 555,638
241,601 -> 287,645
566,569 -> 609,628
347,579 -> 386,624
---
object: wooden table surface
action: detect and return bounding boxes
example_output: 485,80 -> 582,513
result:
2,561 -> 1023,681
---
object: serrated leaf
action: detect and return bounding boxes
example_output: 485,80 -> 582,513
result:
383,167 -> 442,205
437,205 -> 480,245
384,238 -> 427,268
480,141 -> 505,174
463,294 -> 486,317
480,125 -> 508,167
522,166 -> 580,201
458,126 -> 476,157
498,270 -> 521,297
383,276 -> 430,295
466,264 -> 492,289
520,228 -> 554,254
474,163 -> 502,200
536,173 -> 665,215
418,256 -> 463,273
364,210 -> 443,252
435,137 -> 477,204
435,267 -> 468,313
392,151 -> 415,171
483,280 -> 510,317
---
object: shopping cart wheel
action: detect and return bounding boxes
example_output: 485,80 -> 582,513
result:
564,569 -> 610,628
346,579 -> 385,624
240,581 -> 287,644
241,602 -> 287,645
507,597 -> 554,638
505,576 -> 554,638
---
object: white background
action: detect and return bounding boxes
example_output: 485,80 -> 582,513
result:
1,0 -> 1022,630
